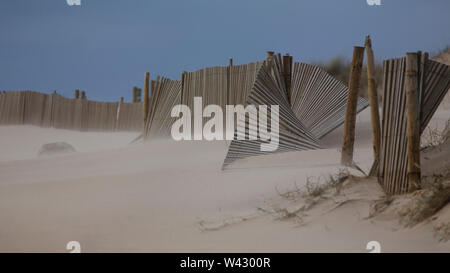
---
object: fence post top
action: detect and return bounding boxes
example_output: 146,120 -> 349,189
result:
365,35 -> 372,47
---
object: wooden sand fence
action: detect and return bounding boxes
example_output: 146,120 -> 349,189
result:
144,62 -> 264,139
378,53 -> 450,195
142,54 -> 370,168
0,91 -> 142,132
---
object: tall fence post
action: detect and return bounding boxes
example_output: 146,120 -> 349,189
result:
74,90 -> 80,99
137,88 -> 142,102
365,36 -> 381,175
341,46 -> 365,165
405,52 -> 421,192
81,91 -> 86,100
283,54 -> 292,102
266,51 -> 274,71
132,87 -> 141,103
143,72 -> 150,137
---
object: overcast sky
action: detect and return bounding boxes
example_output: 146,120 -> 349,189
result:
1,0 -> 449,102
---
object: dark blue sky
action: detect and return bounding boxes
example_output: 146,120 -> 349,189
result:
1,0 -> 449,102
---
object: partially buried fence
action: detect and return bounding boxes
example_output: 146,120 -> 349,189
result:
0,91 -> 142,131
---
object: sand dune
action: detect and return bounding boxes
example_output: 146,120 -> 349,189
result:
0,107 -> 449,252
0,126 -> 139,163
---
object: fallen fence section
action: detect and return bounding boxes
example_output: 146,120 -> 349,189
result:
223,55 -> 322,168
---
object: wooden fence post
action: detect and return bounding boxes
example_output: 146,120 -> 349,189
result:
227,58 -> 233,105
365,36 -> 381,175
74,90 -> 80,99
341,46 -> 365,165
143,72 -> 150,136
405,52 -> 421,191
266,51 -> 274,70
283,54 -> 292,102
132,87 -> 141,103
81,91 -> 86,100
137,88 -> 142,102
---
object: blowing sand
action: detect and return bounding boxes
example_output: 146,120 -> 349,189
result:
0,107 -> 449,252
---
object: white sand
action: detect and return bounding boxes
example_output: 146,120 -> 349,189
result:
0,126 -> 139,163
0,107 -> 449,252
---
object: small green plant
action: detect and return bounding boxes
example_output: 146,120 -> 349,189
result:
421,123 -> 449,149
434,222 -> 450,242
305,177 -> 328,197
277,169 -> 349,200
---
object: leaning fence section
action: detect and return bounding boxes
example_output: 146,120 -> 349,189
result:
228,62 -> 264,106
145,78 -> 182,138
